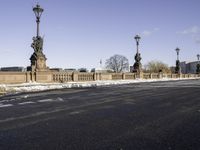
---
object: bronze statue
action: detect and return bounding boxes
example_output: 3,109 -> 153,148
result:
31,36 -> 43,53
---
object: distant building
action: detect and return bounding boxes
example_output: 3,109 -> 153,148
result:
91,67 -> 113,73
0,67 -> 26,72
78,68 -> 88,72
180,61 -> 199,74
50,68 -> 63,72
64,68 -> 76,72
90,59 -> 114,73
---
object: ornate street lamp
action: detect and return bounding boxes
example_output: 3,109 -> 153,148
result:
31,4 -> 44,54
132,35 -> 142,73
175,47 -> 180,60
33,4 -> 44,37
29,4 -> 47,72
135,35 -> 141,54
196,54 -> 200,74
175,47 -> 181,74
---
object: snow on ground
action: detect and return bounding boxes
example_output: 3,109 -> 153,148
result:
0,77 -> 199,94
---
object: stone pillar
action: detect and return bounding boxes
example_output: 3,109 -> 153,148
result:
122,73 -> 126,80
159,72 -> 163,79
96,73 -> 100,80
99,73 -> 101,80
139,71 -> 143,79
94,73 -> 96,81
73,72 -> 78,82
150,73 -> 153,79
31,71 -> 36,82
134,73 -> 137,79
26,72 -> 31,82
178,73 -> 182,78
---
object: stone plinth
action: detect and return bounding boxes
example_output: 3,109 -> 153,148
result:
30,52 -> 47,72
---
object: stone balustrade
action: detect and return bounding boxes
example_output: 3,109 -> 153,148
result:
52,72 -> 73,82
78,73 -> 95,81
112,73 -> 124,80
124,73 -> 136,80
143,73 -> 151,79
0,71 -> 199,84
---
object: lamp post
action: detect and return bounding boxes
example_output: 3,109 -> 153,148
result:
135,35 -> 140,54
33,4 -> 44,37
132,35 -> 142,73
29,4 -> 47,72
31,4 -> 44,54
175,47 -> 181,74
196,54 -> 200,74
175,47 -> 180,60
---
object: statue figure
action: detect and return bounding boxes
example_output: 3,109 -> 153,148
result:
135,53 -> 142,62
31,36 -> 43,53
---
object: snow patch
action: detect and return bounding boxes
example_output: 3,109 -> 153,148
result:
38,99 -> 54,103
0,78 -> 198,94
56,97 -> 64,101
0,104 -> 13,108
18,101 -> 36,105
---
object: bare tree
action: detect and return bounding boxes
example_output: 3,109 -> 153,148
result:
105,54 -> 129,72
144,60 -> 171,73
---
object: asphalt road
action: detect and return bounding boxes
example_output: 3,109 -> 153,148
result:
0,79 -> 200,150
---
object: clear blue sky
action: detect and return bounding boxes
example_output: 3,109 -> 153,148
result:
0,0 -> 200,69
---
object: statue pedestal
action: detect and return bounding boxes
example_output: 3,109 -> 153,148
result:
30,52 -> 48,72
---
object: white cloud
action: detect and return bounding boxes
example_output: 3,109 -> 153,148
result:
153,28 -> 160,31
178,26 -> 200,35
0,50 -> 13,54
142,30 -> 152,36
177,26 -> 200,44
141,28 -> 159,37
195,37 -> 200,44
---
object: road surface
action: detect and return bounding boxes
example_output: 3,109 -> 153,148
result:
0,79 -> 200,150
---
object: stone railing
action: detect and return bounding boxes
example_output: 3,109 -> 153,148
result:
51,72 -> 200,83
0,72 -> 31,84
112,73 -> 124,80
124,73 -> 136,80
143,73 -> 151,79
0,71 -> 200,84
52,72 -> 73,82
78,73 -> 94,81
